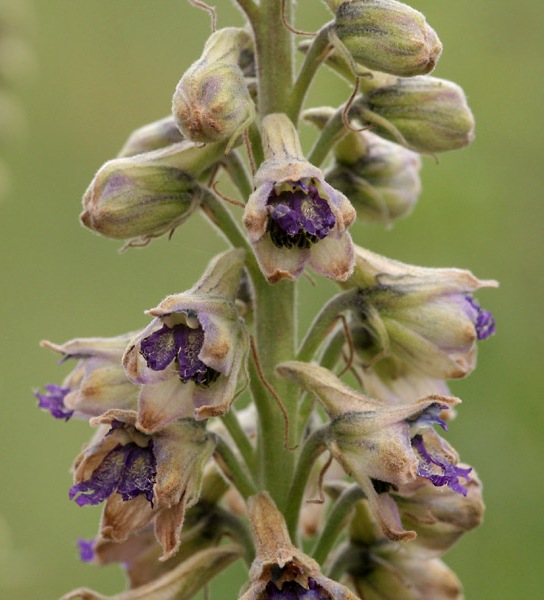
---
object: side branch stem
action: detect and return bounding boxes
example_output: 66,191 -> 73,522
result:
285,426 -> 328,541
290,24 -> 334,122
213,434 -> 258,500
311,484 -> 365,563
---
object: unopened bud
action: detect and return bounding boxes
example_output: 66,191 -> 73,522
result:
355,76 -> 475,153
81,142 -> 216,246
117,116 -> 183,158
326,130 -> 421,224
330,0 -> 442,77
172,28 -> 255,152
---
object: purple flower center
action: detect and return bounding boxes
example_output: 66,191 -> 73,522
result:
140,322 -> 220,387
264,578 -> 331,600
465,296 -> 496,340
411,434 -> 472,495
78,538 -> 96,563
266,179 -> 336,249
35,384 -> 74,420
69,439 -> 156,507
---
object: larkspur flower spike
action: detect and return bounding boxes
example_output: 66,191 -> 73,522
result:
243,113 -> 356,283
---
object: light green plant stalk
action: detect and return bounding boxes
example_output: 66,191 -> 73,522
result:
35,1 -> 496,599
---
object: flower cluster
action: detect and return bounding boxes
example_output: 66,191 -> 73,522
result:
36,1 -> 495,598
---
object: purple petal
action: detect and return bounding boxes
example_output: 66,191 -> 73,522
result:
140,324 -> 178,370
465,296 -> 496,340
266,179 -> 336,249
175,325 -> 219,386
117,442 -> 157,506
69,441 -> 156,507
411,434 -> 472,495
35,384 -> 73,420
78,538 -> 96,562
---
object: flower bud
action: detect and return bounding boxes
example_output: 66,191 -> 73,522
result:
355,76 -> 475,153
326,130 -> 422,224
330,0 -> 442,77
81,141 -> 224,246
117,116 -> 183,158
172,28 -> 255,152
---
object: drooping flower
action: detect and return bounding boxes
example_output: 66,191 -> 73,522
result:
243,113 -> 356,283
36,333 -> 139,420
239,492 -> 359,600
70,409 -> 215,561
123,249 -> 249,432
341,245 -> 497,379
277,361 -> 468,541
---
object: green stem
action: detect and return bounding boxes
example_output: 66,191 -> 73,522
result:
284,426 -> 328,541
221,409 -> 256,475
221,151 -> 253,201
307,106 -> 348,167
326,543 -> 361,581
296,288 -> 359,364
296,330 -> 346,441
248,278 -> 297,511
253,0 -> 294,116
232,0 -> 259,26
290,24 -> 334,122
213,434 -> 258,500
213,505 -> 256,566
311,484 -> 365,564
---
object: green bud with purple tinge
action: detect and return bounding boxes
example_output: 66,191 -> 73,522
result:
81,141 -> 225,246
326,130 -> 422,224
172,28 -> 255,153
354,76 -> 475,153
330,0 -> 442,77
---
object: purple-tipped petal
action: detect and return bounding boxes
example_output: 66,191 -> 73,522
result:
264,578 -> 331,599
35,384 -> 73,420
69,441 -> 156,507
78,538 -> 96,563
411,434 -> 471,495
267,180 -> 336,249
465,296 -> 496,340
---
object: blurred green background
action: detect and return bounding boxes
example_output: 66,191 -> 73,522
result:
1,0 -> 542,598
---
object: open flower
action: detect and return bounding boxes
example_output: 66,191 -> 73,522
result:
243,113 -> 355,283
36,333 -> 138,420
70,409 -> 215,561
123,249 -> 248,432
341,245 -> 497,379
240,492 -> 359,600
277,361 -> 469,541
